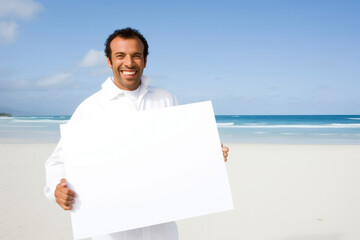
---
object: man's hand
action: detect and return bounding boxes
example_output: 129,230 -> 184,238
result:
54,178 -> 76,210
222,144 -> 229,162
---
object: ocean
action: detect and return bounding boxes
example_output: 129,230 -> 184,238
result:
1,115 -> 360,144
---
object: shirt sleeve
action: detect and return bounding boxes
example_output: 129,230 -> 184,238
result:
44,105 -> 85,200
44,138 -> 65,200
171,93 -> 179,107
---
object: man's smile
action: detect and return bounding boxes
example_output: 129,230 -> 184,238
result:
120,70 -> 137,78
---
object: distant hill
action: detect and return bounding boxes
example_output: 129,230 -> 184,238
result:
0,112 -> 12,117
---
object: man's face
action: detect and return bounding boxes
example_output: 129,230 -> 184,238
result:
106,36 -> 147,91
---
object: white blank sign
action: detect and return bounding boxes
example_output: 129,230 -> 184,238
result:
61,101 -> 233,240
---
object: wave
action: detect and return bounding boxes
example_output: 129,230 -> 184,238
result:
0,117 -> 15,120
349,118 -> 360,120
217,123 -> 360,129
242,123 -> 268,125
5,125 -> 45,128
216,122 -> 234,126
316,133 -> 337,136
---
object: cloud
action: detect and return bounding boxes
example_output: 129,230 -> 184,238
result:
36,72 -> 73,88
9,72 -> 74,90
0,0 -> 42,44
2,48 -> 109,91
0,0 -> 43,19
0,21 -> 18,43
79,49 -> 106,68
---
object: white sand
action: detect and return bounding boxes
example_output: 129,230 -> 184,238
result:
0,144 -> 73,240
179,143 -> 360,240
1,143 -> 360,240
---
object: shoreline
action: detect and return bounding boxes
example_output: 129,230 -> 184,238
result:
2,114 -> 360,145
1,137 -> 360,145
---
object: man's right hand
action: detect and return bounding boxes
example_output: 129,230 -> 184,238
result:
54,178 -> 76,210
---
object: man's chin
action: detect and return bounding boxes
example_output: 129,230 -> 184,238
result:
117,79 -> 141,90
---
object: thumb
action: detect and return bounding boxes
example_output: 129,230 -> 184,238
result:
60,178 -> 67,187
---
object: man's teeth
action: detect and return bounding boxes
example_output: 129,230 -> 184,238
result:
122,71 -> 136,75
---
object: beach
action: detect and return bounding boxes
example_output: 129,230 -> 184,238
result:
1,143 -> 359,239
0,143 -> 72,239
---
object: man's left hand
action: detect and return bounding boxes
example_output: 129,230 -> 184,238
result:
222,144 -> 229,162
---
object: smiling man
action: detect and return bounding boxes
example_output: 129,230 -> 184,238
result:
44,27 -> 229,240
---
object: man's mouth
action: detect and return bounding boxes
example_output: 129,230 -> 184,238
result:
121,70 -> 137,76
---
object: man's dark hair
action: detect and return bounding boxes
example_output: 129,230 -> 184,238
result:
105,27 -> 149,63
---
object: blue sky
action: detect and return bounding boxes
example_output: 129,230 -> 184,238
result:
0,0 -> 359,115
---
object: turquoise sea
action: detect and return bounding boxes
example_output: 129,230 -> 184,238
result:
1,115 -> 360,144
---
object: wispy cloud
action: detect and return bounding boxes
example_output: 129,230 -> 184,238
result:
36,72 -> 73,88
0,21 -> 18,43
2,48 -> 109,91
9,72 -> 74,90
79,49 -> 106,68
0,0 -> 43,44
0,0 -> 43,19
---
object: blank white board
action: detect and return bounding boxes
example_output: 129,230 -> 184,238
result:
61,101 -> 233,239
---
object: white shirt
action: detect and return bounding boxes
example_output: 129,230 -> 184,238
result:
44,76 -> 178,240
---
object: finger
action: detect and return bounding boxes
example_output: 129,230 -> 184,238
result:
59,198 -> 75,207
54,196 -> 72,208
58,202 -> 73,210
55,194 -> 75,209
60,178 -> 67,187
55,198 -> 74,211
224,157 -> 227,162
222,146 -> 229,153
55,184 -> 76,200
60,187 -> 76,197
63,205 -> 73,210
223,152 -> 228,158
58,183 -> 76,197
55,190 -> 75,201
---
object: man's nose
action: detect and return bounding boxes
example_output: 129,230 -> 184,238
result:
124,56 -> 135,67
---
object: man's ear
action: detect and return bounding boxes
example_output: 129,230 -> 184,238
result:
144,56 -> 147,68
106,57 -> 112,68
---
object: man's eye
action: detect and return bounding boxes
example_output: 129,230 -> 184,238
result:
116,55 -> 124,58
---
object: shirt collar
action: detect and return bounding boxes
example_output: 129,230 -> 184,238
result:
101,76 -> 150,100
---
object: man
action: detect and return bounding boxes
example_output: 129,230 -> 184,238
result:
44,27 -> 229,240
